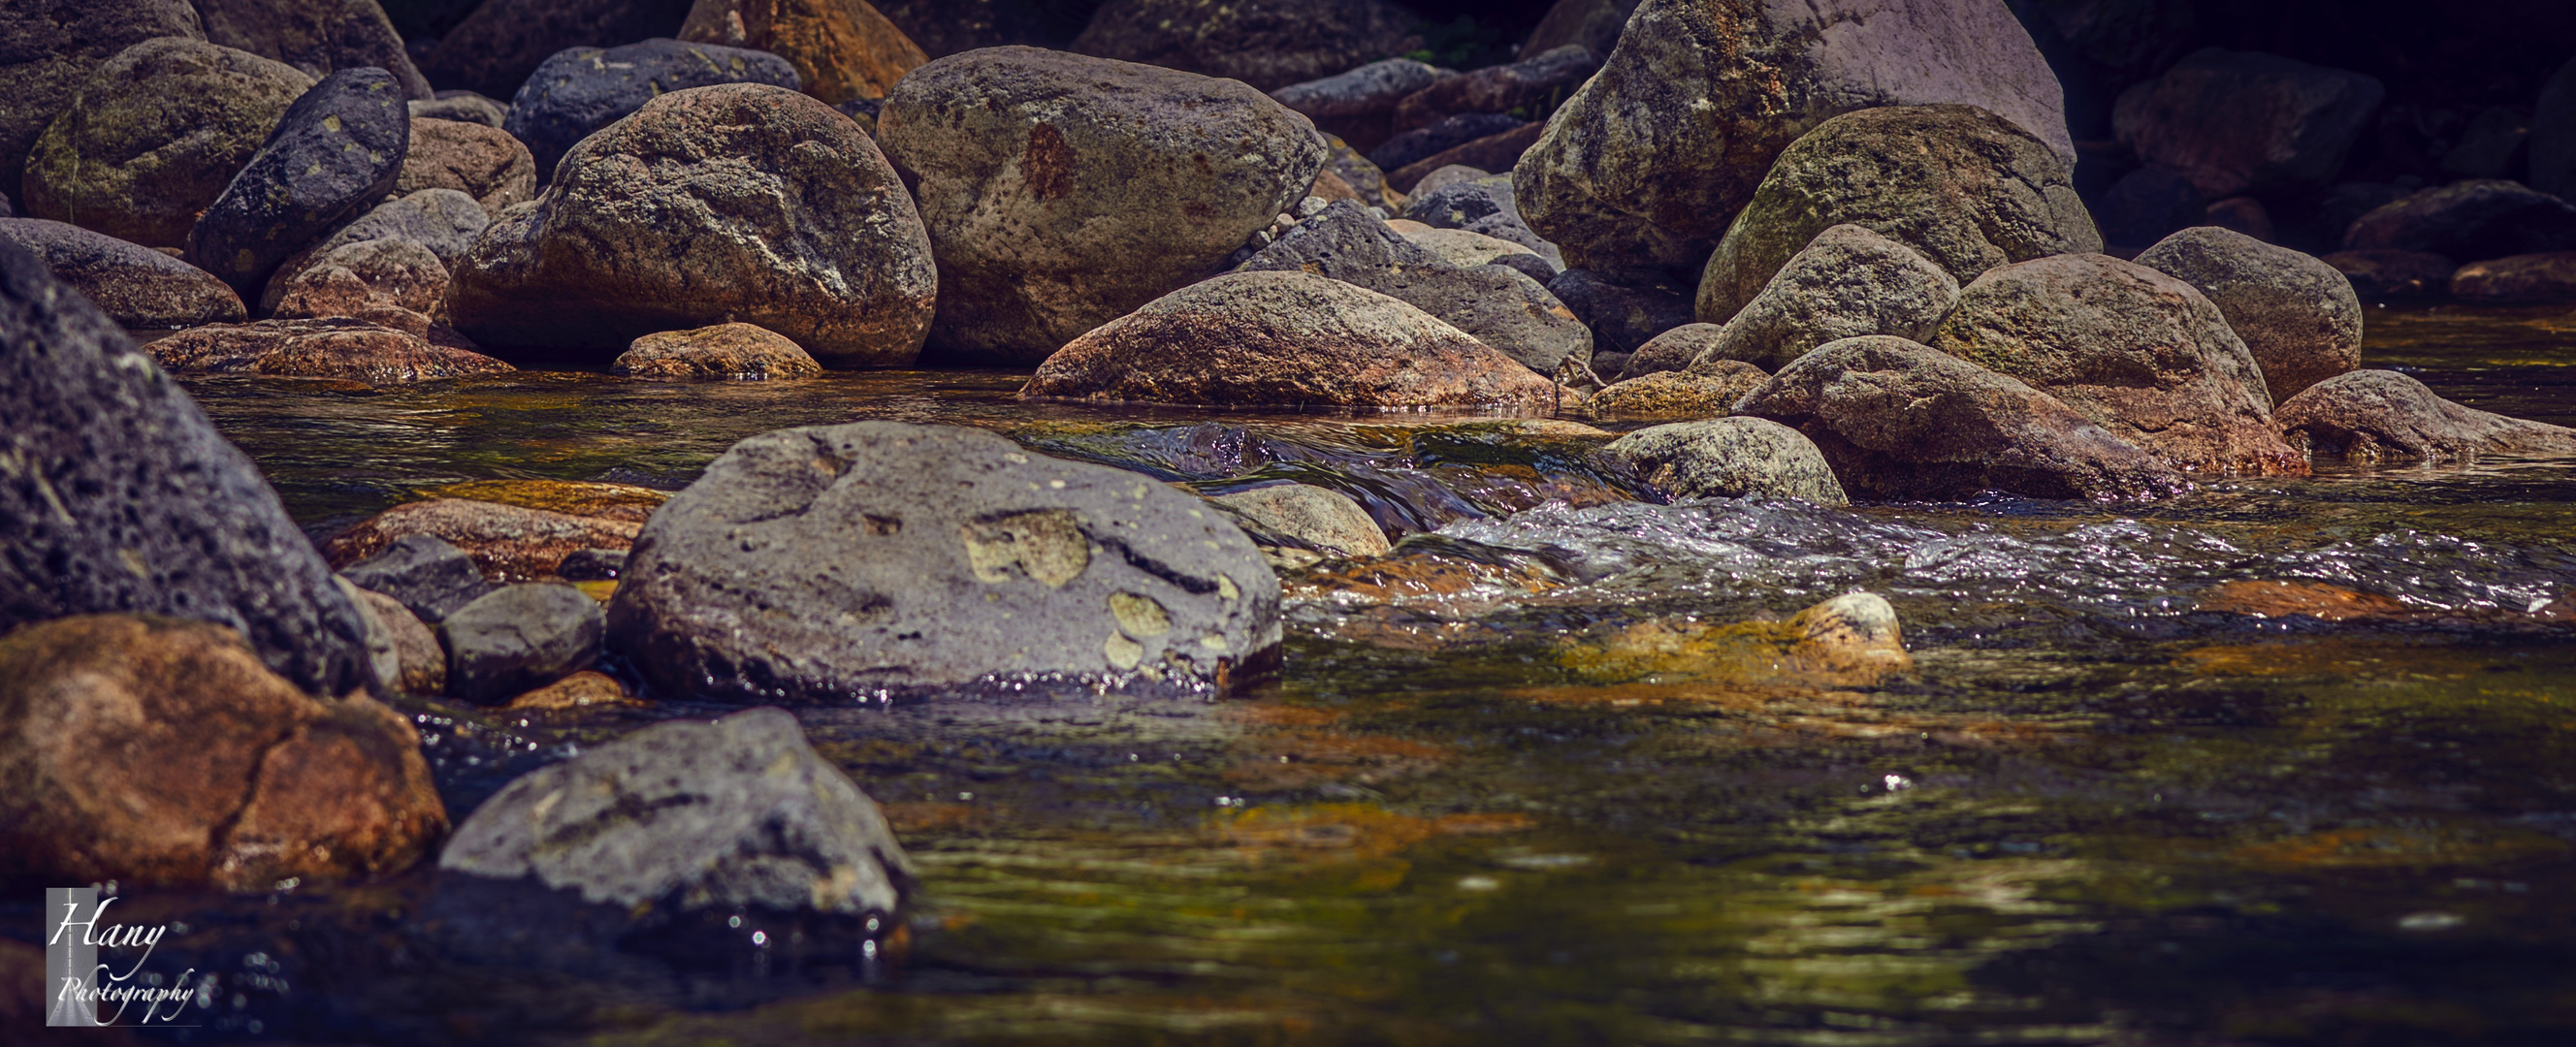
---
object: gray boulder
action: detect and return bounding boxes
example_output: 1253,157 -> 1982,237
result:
1210,484 -> 1391,559
189,66 -> 411,297
1695,224 -> 1959,370
505,38 -> 801,179
878,48 -> 1325,364
1736,335 -> 2188,500
2134,226 -> 2361,402
0,0 -> 205,204
1390,45 -> 1599,134
1272,57 -> 1449,147
339,533 -> 492,624
1401,176 -> 1562,268
1516,0 -> 2072,270
1603,418 -> 1849,506
2112,48 -> 2384,199
409,92 -> 509,128
606,422 -> 1285,703
439,583 -> 604,704
439,707 -> 911,917
0,219 -> 244,328
1620,321 -> 1724,379
259,188 -> 491,316
0,238 -> 372,696
1697,105 -> 2100,323
1070,0 -> 1419,92
2274,369 -> 2576,462
2340,179 -> 2576,263
193,0 -> 433,100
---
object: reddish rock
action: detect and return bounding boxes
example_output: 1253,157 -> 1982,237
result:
324,499 -> 644,584
2273,369 -> 2576,462
149,318 -> 514,385
1585,363 -> 1767,422
395,118 -> 537,217
2447,252 -> 2576,304
679,0 -> 928,106
615,322 -> 824,379
271,238 -> 450,321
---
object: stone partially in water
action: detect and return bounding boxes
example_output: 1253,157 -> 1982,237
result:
1694,224 -> 1960,370
2272,369 -> 2576,462
1602,417 -> 1849,506
2135,226 -> 2363,402
325,499 -> 644,585
2341,178 -> 2576,263
606,422 -> 1282,702
0,218 -> 245,328
2446,252 -> 2576,304
439,583 -> 605,704
616,322 -> 823,380
340,534 -> 492,624
148,318 -> 514,385
1211,484 -> 1392,559
1617,321 -> 1723,380
2320,248 -> 2455,301
345,585 -> 446,694
1585,363 -> 1767,422
1787,591 -> 1912,679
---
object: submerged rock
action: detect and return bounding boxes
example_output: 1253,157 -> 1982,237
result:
0,218 -> 244,328
2273,369 -> 2576,462
324,499 -> 643,585
2134,226 -> 2361,402
439,584 -> 605,704
504,38 -> 802,177
616,322 -> 823,380
1694,224 -> 1959,370
189,66 -> 412,297
147,318 -> 513,385
1787,591 -> 1913,679
1602,417 -> 1848,506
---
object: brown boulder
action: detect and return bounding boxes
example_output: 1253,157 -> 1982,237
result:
349,587 -> 446,695
1620,322 -> 1726,379
0,0 -> 205,202
2273,369 -> 2576,462
324,498 -> 644,584
395,118 -> 538,218
678,0 -> 927,106
419,480 -> 670,525
2447,252 -> 2576,304
615,322 -> 824,379
270,238 -> 450,321
2321,248 -> 2454,301
2133,226 -> 2362,402
149,318 -> 514,385
0,218 -> 243,328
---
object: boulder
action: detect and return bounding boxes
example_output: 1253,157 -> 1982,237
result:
2534,56 -> 2576,201
1603,417 -> 1847,505
1787,591 -> 1911,678
1369,112 -> 1524,174
1694,224 -> 1959,370
2448,252 -> 2576,304
1387,123 -> 1547,194
0,238 -> 373,696
1404,228 -> 1537,269
504,38 -> 801,178
616,322 -> 824,379
410,91 -> 510,128
1401,176 -> 1562,268
2112,48 -> 2384,199
189,66 -> 411,297
324,498 -> 643,584
677,0 -> 926,107
396,118 -> 538,217
1272,58 -> 1449,149
20,39 -> 312,249
1585,364 -> 1767,422
439,708 -> 909,917
341,533 -> 492,624
296,187 -> 495,269
270,238 -> 450,321
1697,106 -> 2101,323
421,0 -> 701,100
148,318 -> 512,385
452,83 -> 936,367
1522,0 -> 1643,69
877,48 -> 1323,363
1409,165 -> 1491,199
193,0 -> 434,99
1550,270 -> 1694,362
2321,248 -> 2454,301
2340,179 -> 2576,262
1516,0 -> 2072,271
1390,45 -> 1599,134
0,615 -> 444,892
345,586 -> 445,695
1735,335 -> 2189,500
0,0 -> 205,202
2274,369 -> 2576,462
2093,164 -> 2206,248
1619,321 -> 1726,379
1236,201 -> 1592,374
608,422 -> 1284,701
439,584 -> 605,704
2134,226 -> 2361,402
0,219 -> 244,328
1022,270 -> 1560,409
1070,0 -> 1419,92
1209,485 -> 1391,558
1926,253 -> 2303,475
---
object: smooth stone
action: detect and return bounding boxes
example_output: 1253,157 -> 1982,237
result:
1404,227 -> 1538,269
189,66 -> 411,296
339,533 -> 492,624
1070,0 -> 1419,92
2447,252 -> 2576,304
505,37 -> 800,178
678,0 -> 927,106
1603,417 -> 1849,506
147,318 -> 513,385
1550,269 -> 1695,360
2112,48 -> 2384,198
324,498 -> 643,585
1787,591 -> 1912,677
2134,226 -> 2362,402
616,322 -> 824,380
270,238 -> 450,321
346,584 -> 446,695
2273,369 -> 2576,463
439,583 -> 604,704
1620,321 -> 1724,379
1585,364 -> 1768,423
1695,224 -> 1959,370
2200,196 -> 2275,242
2320,248 -> 2455,301
396,117 -> 538,217
2340,178 -> 2576,262
1211,484 -> 1391,559
1368,111 -> 1524,174
0,0 -> 205,204
421,0 -> 701,100
0,218 -> 244,328
194,0 -> 434,99
1390,45 -> 1599,133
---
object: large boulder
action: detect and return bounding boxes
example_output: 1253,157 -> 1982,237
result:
504,38 -> 801,179
20,38 -> 312,249
1926,253 -> 2304,476
395,117 -> 538,217
1695,106 -> 2100,324
1070,0 -> 1418,92
189,66 -> 411,297
1390,45 -> 1600,134
1693,224 -> 1958,370
677,0 -> 926,107
147,317 -> 515,385
1735,335 -> 2188,500
1515,0 -> 2072,271
192,0 -> 434,99
2339,179 -> 2576,263
1401,176 -> 1562,268
877,48 -> 1324,364
0,0 -> 205,202
0,616 -> 444,892
1022,270 -> 1560,408
420,0 -> 699,100
450,83 -> 936,367
2134,226 -> 2361,403
608,422 -> 1283,702
0,218 -> 244,328
2274,369 -> 2576,462
0,238 -> 373,696
2111,48 -> 2384,199
1603,418 -> 1848,505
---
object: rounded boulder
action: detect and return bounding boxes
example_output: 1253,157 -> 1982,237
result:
2134,226 -> 2362,402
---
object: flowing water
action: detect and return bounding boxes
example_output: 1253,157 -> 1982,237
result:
23,304 -> 2576,1045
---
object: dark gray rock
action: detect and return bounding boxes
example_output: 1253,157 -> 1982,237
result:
504,38 -> 801,179
1384,122 -> 1545,194
0,238 -> 372,696
2441,106 -> 2529,180
606,422 -> 1285,703
1390,45 -> 1599,134
420,0 -> 699,101
439,583 -> 603,703
555,548 -> 627,582
194,0 -> 434,100
0,219 -> 244,328
1272,57 -> 1448,147
1070,0 -> 1419,93
2340,179 -> 2576,263
1321,135 -> 1402,211
409,91 -> 508,127
2320,248 -> 2454,301
1694,224 -> 1959,370
189,66 -> 411,297
1603,418 -> 1849,506
1369,112 -> 1524,174
257,188 -> 491,315
1401,176 -> 1562,268
2093,164 -> 2203,247
0,191 -> 12,217
1490,252 -> 1558,285
2273,369 -> 2576,462
2112,48 -> 2384,199
340,533 -> 492,624
0,0 -> 206,206
2135,226 -> 2361,402
1522,0 -> 1643,63
1548,269 -> 1694,358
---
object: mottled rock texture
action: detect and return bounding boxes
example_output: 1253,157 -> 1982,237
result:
21,38 -> 310,249
193,0 -> 434,99
188,66 -> 411,297
0,0 -> 205,203
1695,224 -> 1958,370
148,318 -> 512,385
396,117 -> 538,217
2273,370 -> 2576,462
2134,226 -> 2361,402
616,322 -> 823,379
678,0 -> 925,106
504,37 -> 801,178
1604,417 -> 1848,505
0,218 -> 243,328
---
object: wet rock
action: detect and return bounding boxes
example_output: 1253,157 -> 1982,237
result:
504,38 -> 800,178
0,615 -> 444,891
1550,270 -> 1694,361
345,584 -> 446,695
2093,164 -> 2206,248
1391,45 -> 1599,134
148,318 -> 512,385
454,83 -> 936,367
1402,176 -> 1562,268
0,219 -> 244,328
440,707 -> 909,917
421,0 -> 702,100
1236,201 -> 1591,374
608,422 -> 1283,701
439,583 -> 605,704
1523,0 -> 1642,62
1070,0 -> 1418,92
2273,369 -> 2576,462
396,118 -> 538,217
1697,106 -> 2100,323
20,39 -> 312,249
1787,591 -> 1911,678
1023,270 -> 1558,409
1603,418 -> 1847,506
425,479 -> 669,524
2111,48 -> 2383,198
1403,228 -> 1537,269
194,0 -> 435,99
555,549 -> 628,582
616,322 -> 823,379
2321,248 -> 2454,301
504,670 -> 634,710
325,499 -> 644,585
189,66 -> 411,297
2340,179 -> 2576,262
2447,252 -> 2576,304
1585,364 -> 1767,423
1272,57 -> 1449,149
1369,112 -> 1524,174
878,48 -> 1323,363
1322,135 -> 1404,212
2135,226 -> 2362,402
340,533 -> 492,624
409,91 -> 509,128
0,0 -> 205,203
1736,335 -> 2189,500
1518,0 -> 2071,270
1211,485 -> 1391,558
1927,253 -> 2302,476
678,0 -> 926,106
1620,321 -> 1724,379
0,238 -> 372,696
1694,224 -> 1958,371
1387,123 -> 1547,195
